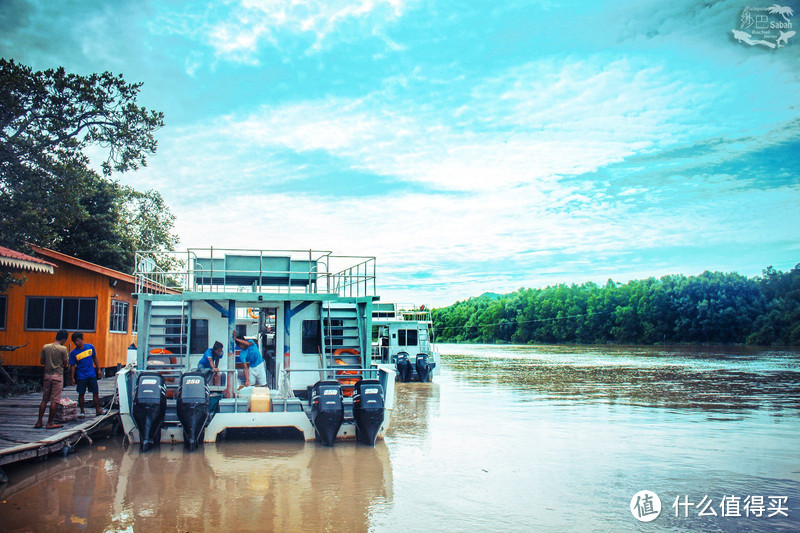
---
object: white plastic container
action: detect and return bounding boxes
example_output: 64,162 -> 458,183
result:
126,343 -> 137,366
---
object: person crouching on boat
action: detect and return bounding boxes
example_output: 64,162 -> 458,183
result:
197,341 -> 224,384
233,332 -> 266,387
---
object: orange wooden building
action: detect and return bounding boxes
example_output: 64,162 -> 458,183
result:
1,246 -> 148,370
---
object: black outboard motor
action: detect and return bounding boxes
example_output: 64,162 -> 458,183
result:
353,379 -> 384,446
310,380 -> 344,446
176,372 -> 209,451
396,352 -> 412,382
132,372 -> 167,452
415,353 -> 431,382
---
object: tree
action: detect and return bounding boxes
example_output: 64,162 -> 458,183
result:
50,178 -> 178,273
1,58 -> 163,178
431,265 -> 800,346
0,59 -> 170,288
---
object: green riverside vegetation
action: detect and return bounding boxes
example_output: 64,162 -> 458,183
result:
432,265 -> 800,346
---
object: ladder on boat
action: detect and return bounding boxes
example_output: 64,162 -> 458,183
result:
418,326 -> 430,354
323,303 -> 363,393
143,301 -> 190,399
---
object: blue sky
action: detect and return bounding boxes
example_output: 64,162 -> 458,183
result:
2,0 -> 799,305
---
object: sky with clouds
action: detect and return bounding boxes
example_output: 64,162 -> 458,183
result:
2,0 -> 798,305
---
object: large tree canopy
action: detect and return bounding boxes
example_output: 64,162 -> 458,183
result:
0,58 -> 175,288
1,58 -> 163,175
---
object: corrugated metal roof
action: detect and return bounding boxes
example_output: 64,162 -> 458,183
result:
0,245 -> 56,274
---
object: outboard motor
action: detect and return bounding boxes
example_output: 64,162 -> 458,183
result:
310,380 -> 344,447
396,352 -> 412,382
353,379 -> 384,446
132,372 -> 167,452
176,372 -> 209,451
415,353 -> 431,382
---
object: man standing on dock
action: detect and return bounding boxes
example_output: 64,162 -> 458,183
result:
69,332 -> 103,418
34,330 -> 70,429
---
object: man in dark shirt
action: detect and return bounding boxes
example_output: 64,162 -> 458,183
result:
35,330 -> 69,429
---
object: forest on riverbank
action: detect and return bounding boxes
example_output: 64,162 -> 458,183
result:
431,265 -> 800,346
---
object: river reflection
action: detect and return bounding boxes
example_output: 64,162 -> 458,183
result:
1,344 -> 799,532
386,382 -> 439,440
0,440 -> 392,532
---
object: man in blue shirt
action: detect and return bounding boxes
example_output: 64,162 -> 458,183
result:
233,332 -> 266,387
197,341 -> 224,384
69,332 -> 103,417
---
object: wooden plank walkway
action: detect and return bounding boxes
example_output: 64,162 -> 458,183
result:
0,377 -> 119,476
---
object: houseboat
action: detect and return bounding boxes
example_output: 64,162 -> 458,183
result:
116,248 -> 396,451
371,302 -> 439,382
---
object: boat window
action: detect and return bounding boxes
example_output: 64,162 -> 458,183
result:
324,318 -> 343,346
398,329 -> 418,346
190,319 -> 209,353
302,320 -> 321,354
165,318 -> 187,354
0,295 -> 6,330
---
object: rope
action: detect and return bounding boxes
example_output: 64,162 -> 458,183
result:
76,429 -> 93,446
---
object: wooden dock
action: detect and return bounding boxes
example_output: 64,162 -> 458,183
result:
0,377 -> 118,482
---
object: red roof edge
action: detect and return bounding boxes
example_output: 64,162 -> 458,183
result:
30,245 -> 180,294
0,245 -> 57,268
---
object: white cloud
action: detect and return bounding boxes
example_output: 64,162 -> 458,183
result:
170,0 -> 414,61
203,55 -> 798,194
120,53 -> 800,305
165,174 -> 800,305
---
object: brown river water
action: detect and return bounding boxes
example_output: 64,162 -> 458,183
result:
1,344 -> 799,532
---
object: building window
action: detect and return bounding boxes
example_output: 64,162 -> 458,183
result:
0,295 -> 6,330
25,297 -> 96,331
110,300 -> 129,333
302,320 -> 321,354
398,329 -> 418,346
132,304 -> 138,333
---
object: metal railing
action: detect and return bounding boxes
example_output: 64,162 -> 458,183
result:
370,343 -> 439,359
372,303 -> 432,322
397,304 -> 432,323
328,256 -> 377,298
134,248 -> 377,297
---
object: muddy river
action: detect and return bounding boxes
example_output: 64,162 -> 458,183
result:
1,344 -> 798,531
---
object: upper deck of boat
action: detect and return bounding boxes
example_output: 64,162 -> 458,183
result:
134,248 -> 378,302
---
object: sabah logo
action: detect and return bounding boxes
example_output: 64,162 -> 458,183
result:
734,4 -> 795,49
